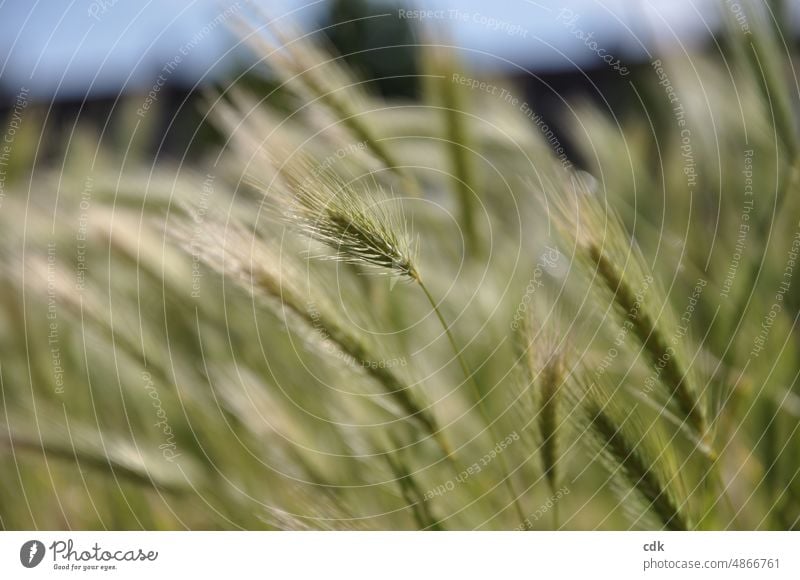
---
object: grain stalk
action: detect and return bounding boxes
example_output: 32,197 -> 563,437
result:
548,178 -> 744,524
385,450 -> 443,530
720,1 -> 800,363
584,400 -> 689,531
261,161 -> 525,521
588,244 -> 710,451
537,351 -> 565,527
416,277 -> 526,523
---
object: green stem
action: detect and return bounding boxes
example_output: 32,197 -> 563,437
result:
417,277 -> 527,524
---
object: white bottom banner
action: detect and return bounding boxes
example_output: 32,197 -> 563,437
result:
0,532 -> 796,578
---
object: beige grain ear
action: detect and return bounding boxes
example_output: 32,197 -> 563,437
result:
516,307 -> 567,502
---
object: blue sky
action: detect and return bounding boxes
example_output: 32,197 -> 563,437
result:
0,0 -> 796,101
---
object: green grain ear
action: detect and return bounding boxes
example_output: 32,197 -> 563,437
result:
577,381 -> 692,531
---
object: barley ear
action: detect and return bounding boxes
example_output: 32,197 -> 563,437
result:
538,350 -> 565,497
421,40 -> 480,253
266,161 -> 420,280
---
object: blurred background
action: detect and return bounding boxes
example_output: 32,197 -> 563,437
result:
2,0 -> 800,531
